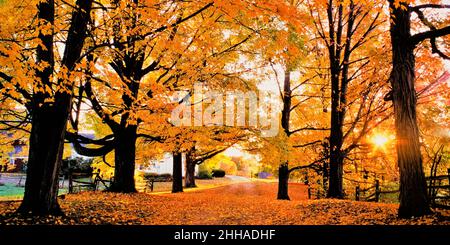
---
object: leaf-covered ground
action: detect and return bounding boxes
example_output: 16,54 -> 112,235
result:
0,182 -> 449,225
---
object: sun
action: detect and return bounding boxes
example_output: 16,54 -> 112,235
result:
370,134 -> 390,149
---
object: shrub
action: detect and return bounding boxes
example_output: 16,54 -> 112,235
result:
257,172 -> 272,179
144,172 -> 172,181
62,157 -> 93,174
143,172 -> 158,179
158,173 -> 173,181
197,170 -> 213,179
212,169 -> 226,178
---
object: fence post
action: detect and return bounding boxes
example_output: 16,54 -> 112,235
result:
447,168 -> 450,183
17,176 -> 23,187
68,172 -> 73,194
93,173 -> 99,191
375,180 -> 380,202
58,174 -> 64,189
355,186 -> 360,201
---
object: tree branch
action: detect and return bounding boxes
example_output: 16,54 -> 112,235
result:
193,147 -> 229,165
293,140 -> 323,148
412,7 -> 450,59
84,80 -> 120,132
65,131 -> 115,145
289,157 -> 327,173
289,127 -> 330,136
411,4 -> 450,11
65,132 -> 115,157
411,25 -> 450,46
136,133 -> 163,143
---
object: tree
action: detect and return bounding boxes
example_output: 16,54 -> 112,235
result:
184,139 -> 238,188
419,73 -> 450,181
307,0 -> 387,198
172,152 -> 183,193
277,69 -> 328,200
0,0 -> 93,214
267,0 -> 390,200
387,0 -> 450,218
67,0 -> 273,193
185,149 -> 196,188
66,1 -> 219,192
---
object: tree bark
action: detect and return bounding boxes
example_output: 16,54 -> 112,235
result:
327,150 -> 344,198
389,1 -> 431,218
277,163 -> 290,200
109,126 -> 137,193
107,52 -> 142,193
326,44 -> 345,198
18,107 -> 65,215
326,1 -> 351,199
281,71 -> 291,137
172,152 -> 183,193
277,70 -> 291,200
18,0 -> 92,215
185,151 -> 197,188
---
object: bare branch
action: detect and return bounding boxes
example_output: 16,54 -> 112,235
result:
289,127 -> 330,136
411,26 -> 450,46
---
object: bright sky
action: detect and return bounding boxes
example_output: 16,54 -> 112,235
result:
223,146 -> 245,157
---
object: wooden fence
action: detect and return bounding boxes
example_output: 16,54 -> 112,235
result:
68,172 -> 112,193
353,168 -> 450,209
426,168 -> 450,209
355,180 -> 380,202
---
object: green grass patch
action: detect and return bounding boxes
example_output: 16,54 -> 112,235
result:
0,183 -> 24,200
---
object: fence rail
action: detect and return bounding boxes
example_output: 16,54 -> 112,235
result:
353,168 -> 450,209
355,180 -> 380,202
68,172 -> 112,193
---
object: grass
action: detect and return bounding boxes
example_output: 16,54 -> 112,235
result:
380,192 -> 400,203
0,183 -> 68,201
0,183 -> 24,201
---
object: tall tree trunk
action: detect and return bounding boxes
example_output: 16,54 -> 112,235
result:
18,107 -> 66,215
327,151 -> 344,198
172,152 -> 183,193
281,71 -> 291,136
110,126 -> 137,193
389,1 -> 431,218
277,70 -> 291,200
277,163 -> 290,200
17,0 -> 58,215
185,151 -> 196,188
327,53 -> 345,198
108,59 -> 141,193
18,0 -> 92,215
326,2 -> 345,198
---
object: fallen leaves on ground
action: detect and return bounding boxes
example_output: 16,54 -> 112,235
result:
0,182 -> 449,225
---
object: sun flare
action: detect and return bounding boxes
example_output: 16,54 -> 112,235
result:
370,134 -> 390,149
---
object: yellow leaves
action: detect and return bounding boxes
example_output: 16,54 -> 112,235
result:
0,0 -> 38,37
92,153 -> 115,179
1,182 -> 449,225
201,153 -> 238,175
391,0 -> 413,11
